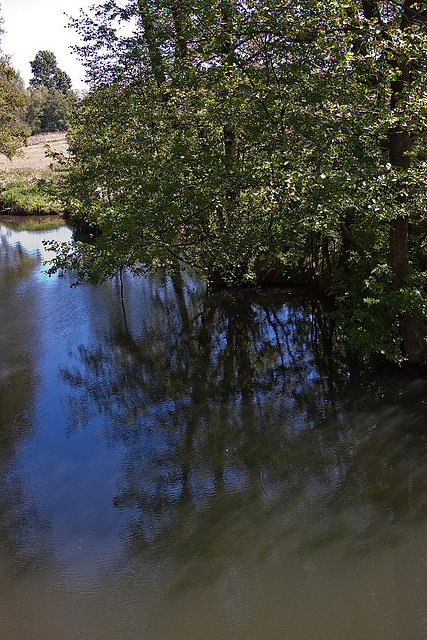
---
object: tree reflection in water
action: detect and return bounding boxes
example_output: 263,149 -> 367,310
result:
59,271 -> 427,592
0,231 -> 54,572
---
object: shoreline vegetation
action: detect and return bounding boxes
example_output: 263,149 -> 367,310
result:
0,132 -> 68,216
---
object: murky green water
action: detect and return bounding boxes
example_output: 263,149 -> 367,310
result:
1,217 -> 427,639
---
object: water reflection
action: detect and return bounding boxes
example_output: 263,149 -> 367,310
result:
0,227 -> 54,573
2,220 -> 427,639
0,234 -> 39,436
60,273 -> 427,591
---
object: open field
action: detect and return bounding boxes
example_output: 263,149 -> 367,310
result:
0,132 -> 68,175
0,132 -> 68,215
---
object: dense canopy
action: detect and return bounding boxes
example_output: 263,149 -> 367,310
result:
48,0 -> 427,363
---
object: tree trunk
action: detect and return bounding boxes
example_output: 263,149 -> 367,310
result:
169,0 -> 188,62
221,3 -> 240,210
137,0 -> 167,86
389,212 -> 409,290
223,123 -> 239,206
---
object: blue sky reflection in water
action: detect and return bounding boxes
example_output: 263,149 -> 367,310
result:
1,219 -> 427,639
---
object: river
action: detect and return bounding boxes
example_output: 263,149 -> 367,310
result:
1,217 -> 427,639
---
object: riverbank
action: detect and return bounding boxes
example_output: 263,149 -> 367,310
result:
0,132 -> 68,215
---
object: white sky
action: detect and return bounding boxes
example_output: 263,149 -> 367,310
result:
1,0 -> 94,91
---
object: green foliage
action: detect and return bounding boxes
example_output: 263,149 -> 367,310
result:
0,171 -> 63,215
26,85 -> 77,134
333,261 -> 402,361
27,51 -> 77,134
29,50 -> 71,93
47,0 -> 427,362
0,53 -> 27,158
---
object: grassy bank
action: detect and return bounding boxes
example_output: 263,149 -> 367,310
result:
0,132 -> 68,215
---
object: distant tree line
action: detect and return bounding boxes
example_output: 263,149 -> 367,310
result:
0,4 -> 78,143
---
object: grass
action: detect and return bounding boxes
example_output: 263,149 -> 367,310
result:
0,132 -> 68,174
0,132 -> 69,216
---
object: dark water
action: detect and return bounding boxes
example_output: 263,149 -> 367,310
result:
1,218 -> 427,640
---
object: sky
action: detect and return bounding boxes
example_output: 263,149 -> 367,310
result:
1,0 -> 93,91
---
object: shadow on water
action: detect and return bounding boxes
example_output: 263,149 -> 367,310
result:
58,270 -> 427,593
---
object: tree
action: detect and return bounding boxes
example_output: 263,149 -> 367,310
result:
360,0 -> 427,362
48,0 -> 427,363
56,0 -> 330,283
29,50 -> 72,94
27,50 -> 77,133
0,6 -> 27,158
330,0 -> 427,362
26,85 -> 77,134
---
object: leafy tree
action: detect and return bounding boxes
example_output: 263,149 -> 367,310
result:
0,5 -> 27,158
27,50 -> 77,133
48,0 -> 427,363
26,85 -> 77,134
29,50 -> 72,94
0,61 -> 27,157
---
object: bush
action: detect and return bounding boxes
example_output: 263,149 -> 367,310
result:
0,172 -> 63,215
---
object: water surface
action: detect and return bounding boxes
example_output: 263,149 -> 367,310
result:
1,218 -> 427,639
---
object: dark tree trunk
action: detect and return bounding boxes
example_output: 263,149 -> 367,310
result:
169,0 -> 188,62
388,120 -> 411,291
223,124 -> 239,206
220,3 -> 240,210
389,214 -> 409,289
